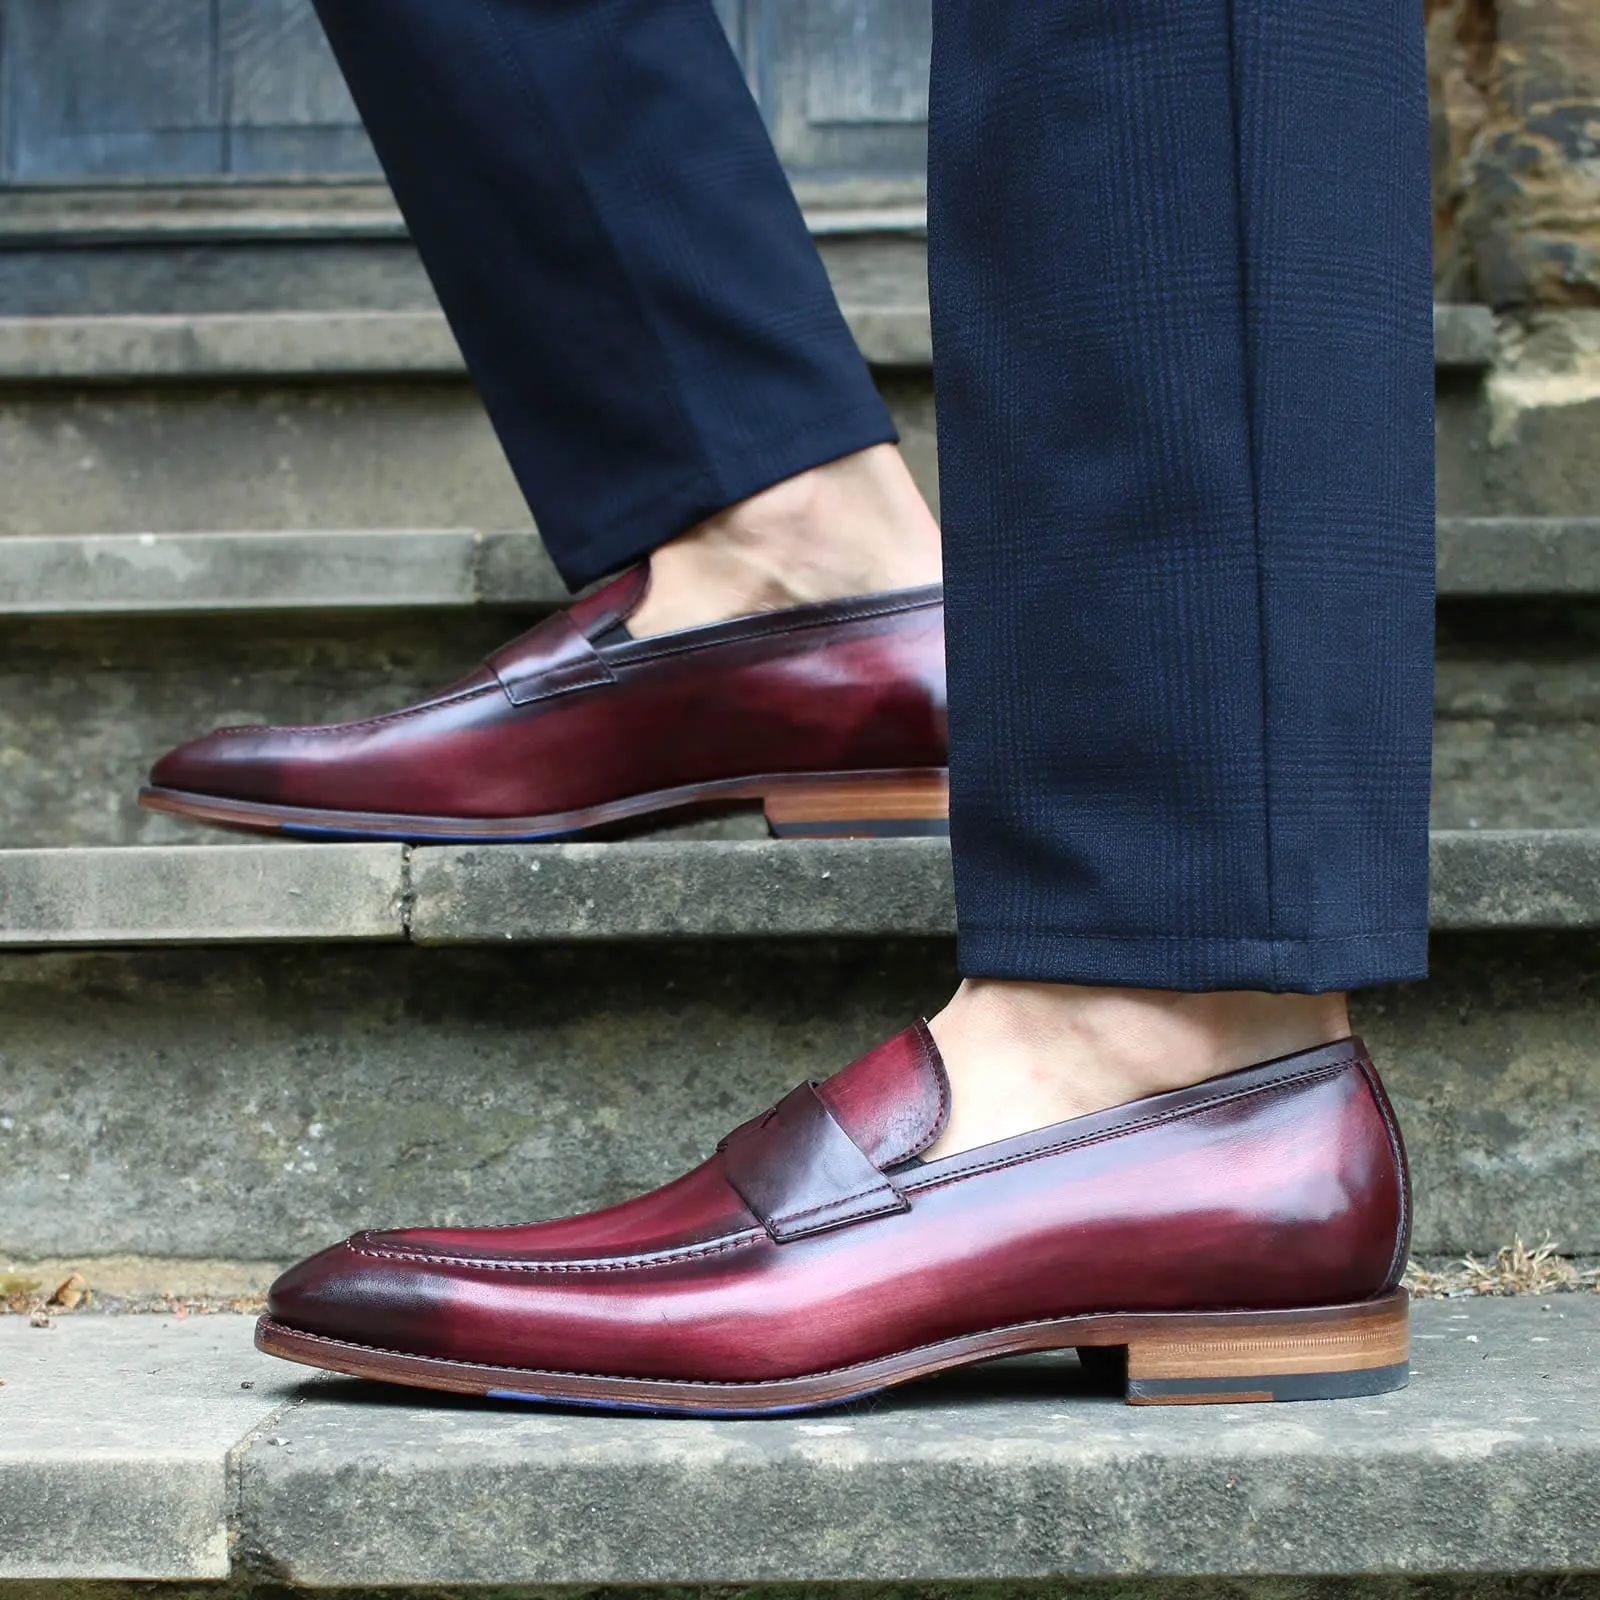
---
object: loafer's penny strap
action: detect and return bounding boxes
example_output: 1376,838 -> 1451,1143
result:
721,1082 -> 909,1242
489,612 -> 616,707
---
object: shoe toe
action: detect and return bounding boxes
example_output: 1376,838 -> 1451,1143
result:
149,727 -> 284,801
267,1236 -> 450,1352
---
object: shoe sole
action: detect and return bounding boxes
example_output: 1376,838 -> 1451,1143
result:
255,1290 -> 1408,1416
140,768 -> 950,844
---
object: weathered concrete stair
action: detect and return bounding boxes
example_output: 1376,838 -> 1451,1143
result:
3,229 -> 1597,1302
3,515 -> 1599,616
4,517 -> 1599,850
2,833 -> 1597,946
3,1299 -> 1598,1583
1,835 -> 1598,1264
0,300 -> 1491,381
2,299 -> 1584,539
0,182 -> 932,317
6,188 -> 1597,1600
0,527 -> 564,614
0,283 -> 938,537
2,289 -> 1594,847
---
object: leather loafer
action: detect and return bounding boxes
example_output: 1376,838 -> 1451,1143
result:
142,570 -> 947,842
257,1026 -> 1413,1413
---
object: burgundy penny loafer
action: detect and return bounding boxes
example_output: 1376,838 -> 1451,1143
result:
257,1026 -> 1412,1414
141,569 -> 947,842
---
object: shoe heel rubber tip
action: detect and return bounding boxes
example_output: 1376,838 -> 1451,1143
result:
1078,1290 -> 1410,1406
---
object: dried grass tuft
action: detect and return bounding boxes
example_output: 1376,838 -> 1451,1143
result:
1407,1235 -> 1600,1298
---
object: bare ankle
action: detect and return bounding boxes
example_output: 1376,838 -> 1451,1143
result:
628,444 -> 941,637
923,979 -> 1350,1159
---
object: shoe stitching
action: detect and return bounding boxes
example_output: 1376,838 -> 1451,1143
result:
611,593 -> 941,668
200,594 -> 940,742
812,1020 -> 947,1170
207,683 -> 497,740
351,1061 -> 1347,1274
908,1016 -> 950,1157
347,1228 -> 765,1273
409,1195 -> 733,1238
901,1061 -> 1350,1198
768,1183 -> 906,1232
1356,1054 -> 1413,1289
268,1310 -> 1090,1387
266,1291 -> 1405,1392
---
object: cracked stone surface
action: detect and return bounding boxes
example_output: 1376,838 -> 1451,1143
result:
3,1300 -> 1598,1584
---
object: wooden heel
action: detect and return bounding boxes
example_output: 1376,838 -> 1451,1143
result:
763,770 -> 949,839
1078,1291 -> 1410,1406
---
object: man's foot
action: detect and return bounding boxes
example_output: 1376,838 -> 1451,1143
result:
141,446 -> 946,843
631,442 -> 942,636
924,979 -> 1352,1156
255,1020 -> 1411,1414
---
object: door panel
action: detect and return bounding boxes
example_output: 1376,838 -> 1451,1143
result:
217,0 -> 378,175
4,0 -> 222,179
802,0 -> 931,125
751,0 -> 930,187
0,0 -> 931,194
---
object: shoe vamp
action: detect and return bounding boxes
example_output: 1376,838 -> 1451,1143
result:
192,673 -> 832,816
372,1158 -> 751,1260
284,1132 -> 1376,1382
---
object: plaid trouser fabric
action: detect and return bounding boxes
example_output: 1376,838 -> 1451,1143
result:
315,0 -> 1435,992
311,0 -> 896,592
931,0 -> 1435,991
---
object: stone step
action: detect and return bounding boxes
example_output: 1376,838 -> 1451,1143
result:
5,929 -> 1595,1262
4,601 -> 1597,849
1438,515 -> 1600,595
2,527 -> 1597,852
4,515 -> 1598,617
1,835 -> 1598,1262
1,832 -> 1595,947
0,527 -> 564,615
0,177 -> 925,244
2,1300 -> 1597,1583
0,302 -> 1494,382
0,303 -> 1560,539
0,184 -> 931,318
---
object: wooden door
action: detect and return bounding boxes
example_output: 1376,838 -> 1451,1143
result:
0,0 -> 931,196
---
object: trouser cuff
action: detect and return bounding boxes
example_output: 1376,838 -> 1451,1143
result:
956,927 -> 1429,994
546,398 -> 900,591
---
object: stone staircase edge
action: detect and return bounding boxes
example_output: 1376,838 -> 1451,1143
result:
0,304 -> 1495,382
2,831 -> 1598,946
1435,515 -> 1600,594
0,841 -> 410,947
5,518 -> 1599,616
0,179 -> 927,244
4,1302 -> 1599,1584
0,528 -> 566,614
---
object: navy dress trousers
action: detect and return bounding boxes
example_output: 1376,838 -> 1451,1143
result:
310,0 -> 1436,996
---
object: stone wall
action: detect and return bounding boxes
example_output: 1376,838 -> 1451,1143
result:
1430,0 -> 1600,306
